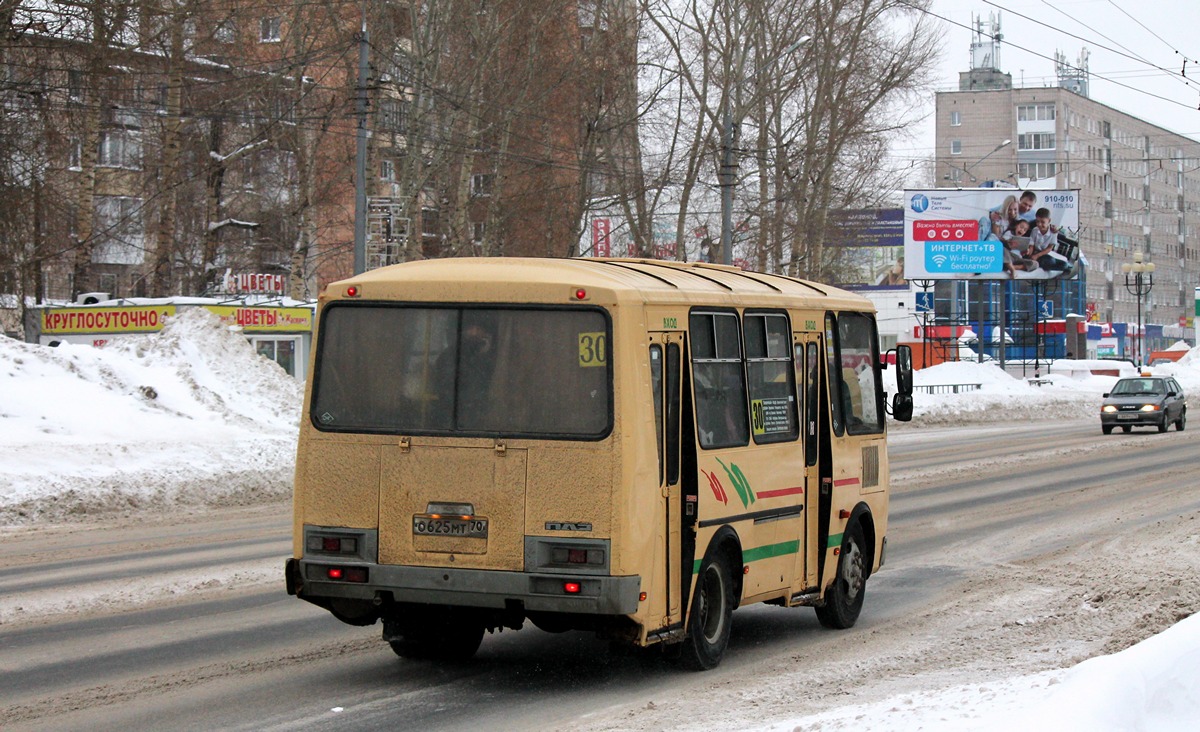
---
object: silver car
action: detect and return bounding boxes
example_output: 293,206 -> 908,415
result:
1100,376 -> 1187,434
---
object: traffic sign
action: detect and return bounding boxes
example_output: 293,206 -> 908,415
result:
1039,300 -> 1053,319
915,291 -> 934,313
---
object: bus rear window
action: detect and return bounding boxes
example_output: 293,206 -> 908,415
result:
311,305 -> 612,438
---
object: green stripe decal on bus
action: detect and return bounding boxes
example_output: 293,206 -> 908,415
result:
826,533 -> 844,549
743,540 -> 800,563
691,540 -> 800,574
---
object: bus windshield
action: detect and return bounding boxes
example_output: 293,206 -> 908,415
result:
310,304 -> 612,438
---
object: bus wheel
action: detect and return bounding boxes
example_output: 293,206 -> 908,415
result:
816,522 -> 867,630
387,608 -> 485,661
679,551 -> 734,671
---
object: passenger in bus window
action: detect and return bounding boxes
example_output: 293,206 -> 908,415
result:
455,321 -> 497,415
432,318 -> 497,421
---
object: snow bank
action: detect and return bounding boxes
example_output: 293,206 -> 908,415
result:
0,308 -> 301,522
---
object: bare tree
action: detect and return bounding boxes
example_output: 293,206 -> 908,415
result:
631,0 -> 938,276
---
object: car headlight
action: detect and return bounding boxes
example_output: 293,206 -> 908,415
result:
1140,404 -> 1161,412
1102,405 -> 1117,413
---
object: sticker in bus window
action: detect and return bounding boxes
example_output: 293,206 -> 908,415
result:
578,332 -> 607,367
751,398 -> 793,435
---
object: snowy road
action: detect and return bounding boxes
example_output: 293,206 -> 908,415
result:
1,419 -> 1198,731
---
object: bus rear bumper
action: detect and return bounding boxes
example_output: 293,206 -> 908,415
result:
289,558 -> 642,616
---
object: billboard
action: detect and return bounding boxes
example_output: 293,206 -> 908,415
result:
826,209 -> 906,290
903,189 -> 1080,280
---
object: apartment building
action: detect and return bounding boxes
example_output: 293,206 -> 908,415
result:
935,28 -> 1200,338
2,1 -> 630,316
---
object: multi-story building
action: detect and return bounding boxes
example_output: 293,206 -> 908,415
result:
2,1 -> 632,328
931,16 -> 1200,358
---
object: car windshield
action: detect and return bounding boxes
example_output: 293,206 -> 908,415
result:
1111,378 -> 1165,396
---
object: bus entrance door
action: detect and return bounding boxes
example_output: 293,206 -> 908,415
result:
793,333 -> 824,593
649,332 -> 684,627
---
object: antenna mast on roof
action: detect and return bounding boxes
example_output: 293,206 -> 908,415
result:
970,12 -> 1003,71
1056,47 -> 1091,97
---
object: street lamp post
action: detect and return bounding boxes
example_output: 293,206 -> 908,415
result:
719,37 -> 809,267
1122,252 -> 1155,368
944,139 -> 1011,185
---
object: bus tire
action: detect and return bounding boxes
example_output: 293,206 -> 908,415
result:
816,522 -> 867,630
388,608 -> 485,661
678,550 -> 735,671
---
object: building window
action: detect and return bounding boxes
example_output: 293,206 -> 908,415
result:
68,139 -> 82,170
93,196 -> 145,265
1018,162 -> 1057,180
1018,132 -> 1055,151
377,98 -> 408,133
471,173 -> 494,197
97,129 -> 142,170
260,17 -> 281,43
422,208 -> 440,237
215,19 -> 236,43
949,110 -> 961,126
472,221 -> 485,244
380,159 -> 394,181
1017,103 -> 1056,121
68,69 -> 84,100
950,140 -> 962,155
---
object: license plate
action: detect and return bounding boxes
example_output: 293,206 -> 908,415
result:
1117,414 -> 1138,420
413,516 -> 489,538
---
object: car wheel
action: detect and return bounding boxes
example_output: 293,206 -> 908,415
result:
1122,425 -> 1132,433
1102,425 -> 1113,435
1177,410 -> 1187,432
1157,417 -> 1169,433
678,549 -> 735,671
816,522 -> 868,630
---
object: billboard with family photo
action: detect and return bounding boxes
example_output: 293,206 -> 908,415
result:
903,189 -> 1080,281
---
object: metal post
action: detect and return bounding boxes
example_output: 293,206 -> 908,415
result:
352,6 -> 370,276
717,34 -> 808,269
1135,285 -> 1142,367
720,102 -> 735,267
998,280 -> 1007,369
1032,282 -> 1039,377
1122,252 -> 1154,369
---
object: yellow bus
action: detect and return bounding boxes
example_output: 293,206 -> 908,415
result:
285,257 -> 913,669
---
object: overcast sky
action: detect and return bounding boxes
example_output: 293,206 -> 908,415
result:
893,0 -> 1200,175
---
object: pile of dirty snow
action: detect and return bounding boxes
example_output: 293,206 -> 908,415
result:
0,308 -> 302,523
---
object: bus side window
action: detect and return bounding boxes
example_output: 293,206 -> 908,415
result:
666,343 -> 681,485
805,342 -> 819,465
650,345 -> 664,483
745,312 -> 798,444
836,312 -> 884,434
689,311 -> 749,449
825,313 -> 844,436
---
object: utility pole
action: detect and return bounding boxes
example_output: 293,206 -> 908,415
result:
353,4 -> 370,275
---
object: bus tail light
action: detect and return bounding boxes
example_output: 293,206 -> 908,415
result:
550,547 -> 605,566
563,581 -> 582,594
326,566 -> 368,583
307,535 -> 357,554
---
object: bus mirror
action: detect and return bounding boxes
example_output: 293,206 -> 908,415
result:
892,393 -> 913,422
895,345 -> 913,396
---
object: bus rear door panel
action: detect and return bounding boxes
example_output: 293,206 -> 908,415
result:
648,330 -> 686,638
